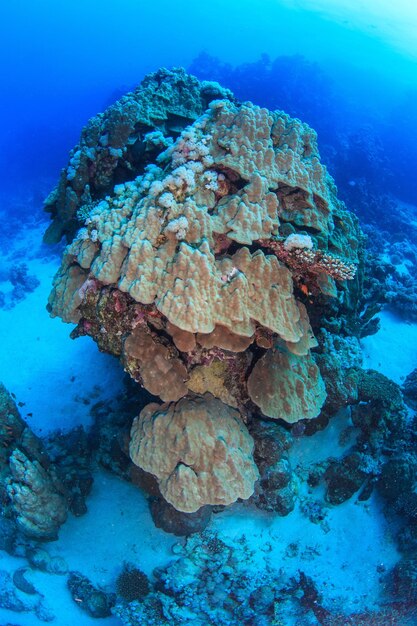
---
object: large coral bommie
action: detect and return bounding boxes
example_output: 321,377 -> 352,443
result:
46,67 -> 362,515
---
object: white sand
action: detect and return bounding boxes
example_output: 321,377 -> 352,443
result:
361,308 -> 417,383
0,224 -> 125,436
211,410 -> 399,615
0,471 -> 176,626
0,449 -> 397,624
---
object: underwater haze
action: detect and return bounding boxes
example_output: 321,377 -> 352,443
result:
2,0 -> 417,189
1,1 -> 417,625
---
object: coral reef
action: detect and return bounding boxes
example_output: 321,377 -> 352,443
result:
67,571 -> 116,618
190,52 -> 417,210
44,426 -> 93,516
391,557 -> 417,603
115,563 -> 150,602
46,67 -> 363,515
0,568 -> 54,622
149,498 -> 212,536
112,529 -> 415,626
2,55 -> 417,625
129,394 -> 259,512
0,383 -> 68,540
43,67 -> 234,244
301,356 -> 417,570
315,330 -> 362,416
189,52 -> 337,155
112,532 -> 283,626
324,452 -> 367,505
403,367 -> 417,409
247,346 -> 326,422
6,448 -> 67,540
0,263 -> 40,310
358,234 -> 417,324
250,420 -> 296,515
189,53 -> 417,327
27,547 -> 68,575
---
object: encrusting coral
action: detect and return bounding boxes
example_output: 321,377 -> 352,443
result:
46,67 -> 363,514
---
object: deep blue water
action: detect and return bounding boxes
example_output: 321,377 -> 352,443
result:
2,0 -> 417,209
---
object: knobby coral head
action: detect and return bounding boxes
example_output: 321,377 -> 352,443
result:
45,67 -> 362,514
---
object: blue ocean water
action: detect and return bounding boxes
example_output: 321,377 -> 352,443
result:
1,1 -> 417,624
1,0 -> 417,194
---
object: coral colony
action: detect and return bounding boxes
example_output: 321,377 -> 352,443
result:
46,67 -> 359,513
3,67 -> 417,625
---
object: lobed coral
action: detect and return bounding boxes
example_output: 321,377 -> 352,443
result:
129,394 -> 258,513
46,68 -> 363,515
247,346 -> 326,422
6,449 -> 68,539
43,68 -> 234,244
0,383 -> 68,540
